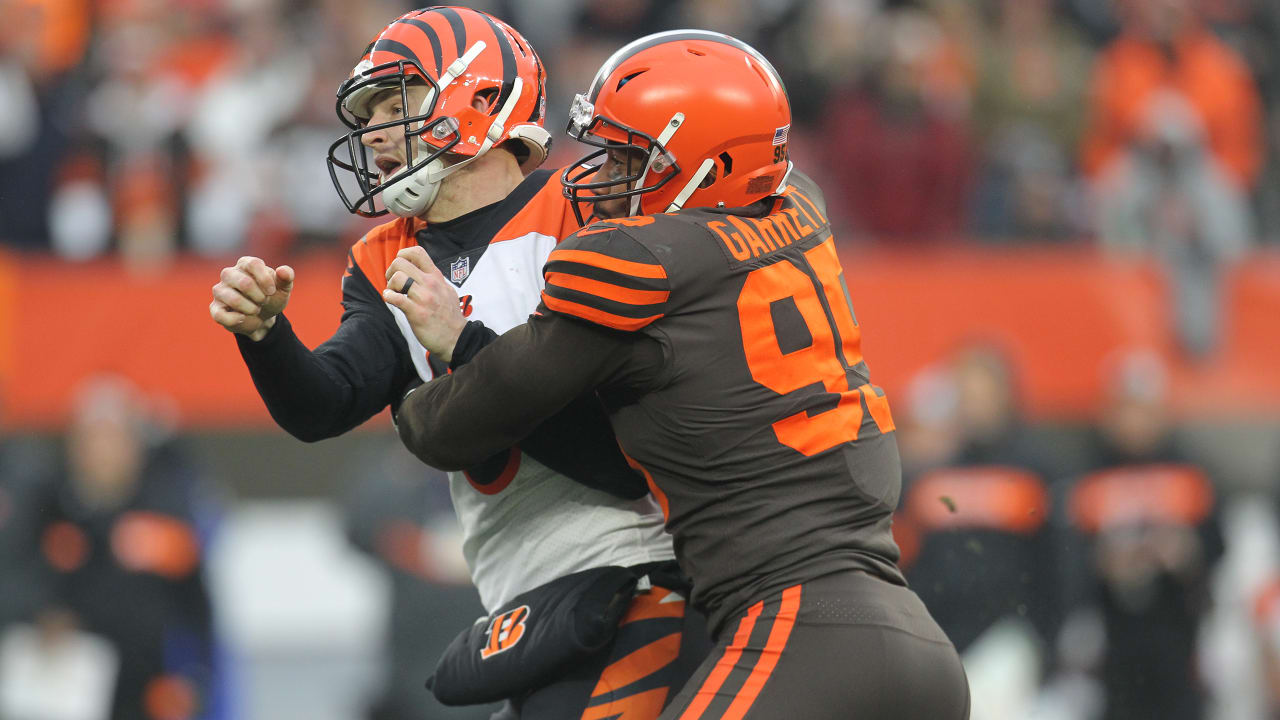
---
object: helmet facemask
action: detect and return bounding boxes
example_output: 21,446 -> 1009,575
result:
326,60 -> 464,218
560,94 -> 689,227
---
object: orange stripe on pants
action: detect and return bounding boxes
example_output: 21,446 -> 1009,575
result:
721,586 -> 802,720
677,601 -> 764,720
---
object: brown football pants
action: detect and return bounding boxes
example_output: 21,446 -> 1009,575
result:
658,570 -> 970,720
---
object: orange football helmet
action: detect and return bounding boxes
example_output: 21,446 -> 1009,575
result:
327,7 -> 550,218
562,30 -> 792,225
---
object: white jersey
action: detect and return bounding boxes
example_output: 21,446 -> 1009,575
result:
352,170 -> 674,611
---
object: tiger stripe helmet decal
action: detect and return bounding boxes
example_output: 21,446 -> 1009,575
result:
326,7 -> 551,217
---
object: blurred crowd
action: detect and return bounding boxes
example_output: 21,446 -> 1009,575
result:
1,0 -> 1278,260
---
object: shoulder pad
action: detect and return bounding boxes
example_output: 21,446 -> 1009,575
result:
541,221 -> 670,332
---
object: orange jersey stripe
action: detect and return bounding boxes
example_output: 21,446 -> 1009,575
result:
721,586 -> 802,720
677,601 -> 765,720
545,271 -> 670,306
541,292 -> 663,332
549,249 -> 668,279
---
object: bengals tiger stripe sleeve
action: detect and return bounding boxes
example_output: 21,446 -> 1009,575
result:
236,255 -> 418,442
541,226 -> 671,333
396,311 -> 665,472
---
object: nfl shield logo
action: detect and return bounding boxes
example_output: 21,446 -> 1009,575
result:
450,256 -> 470,285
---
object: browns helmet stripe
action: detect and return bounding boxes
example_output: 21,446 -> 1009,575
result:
587,30 -> 787,103
434,6 -> 468,57
479,13 -> 517,109
393,17 -> 443,74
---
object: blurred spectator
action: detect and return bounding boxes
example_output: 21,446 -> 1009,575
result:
1198,489 -> 1280,720
894,345 -> 1061,719
1057,350 -> 1224,720
343,437 -> 494,720
970,0 -> 1093,241
184,1 -> 314,258
1092,86 -> 1253,358
30,375 -> 230,720
0,0 -> 91,249
1080,0 -> 1263,189
0,388 -> 57,631
818,6 -> 975,243
1079,0 -> 1261,360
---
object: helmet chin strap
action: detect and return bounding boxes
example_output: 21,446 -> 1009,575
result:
629,112 -> 685,217
666,158 -> 716,212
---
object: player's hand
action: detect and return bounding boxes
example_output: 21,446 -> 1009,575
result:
209,256 -> 295,342
384,246 -> 465,361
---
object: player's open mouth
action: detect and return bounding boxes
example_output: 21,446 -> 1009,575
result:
375,157 -> 403,177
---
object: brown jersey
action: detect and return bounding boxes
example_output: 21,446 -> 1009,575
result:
539,172 -> 906,631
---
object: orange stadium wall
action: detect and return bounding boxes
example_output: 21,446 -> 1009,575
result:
2,246 -> 1278,431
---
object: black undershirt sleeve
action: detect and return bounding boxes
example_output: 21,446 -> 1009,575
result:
236,263 -> 415,442
440,320 -> 651,499
397,312 -> 662,480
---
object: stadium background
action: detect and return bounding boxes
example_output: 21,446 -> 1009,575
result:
1,0 -> 1279,719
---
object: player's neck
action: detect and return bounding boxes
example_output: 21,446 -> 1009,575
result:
424,150 -> 524,224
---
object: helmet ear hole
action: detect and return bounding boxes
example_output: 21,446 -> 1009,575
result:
473,88 -> 500,112
718,152 -> 733,176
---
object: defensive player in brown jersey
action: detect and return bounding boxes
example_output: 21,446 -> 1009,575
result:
392,31 -> 971,719
207,9 -> 710,719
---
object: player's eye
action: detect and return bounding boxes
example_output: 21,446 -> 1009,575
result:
604,155 -> 628,180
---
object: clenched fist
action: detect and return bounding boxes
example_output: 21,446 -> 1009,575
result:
209,256 -> 295,341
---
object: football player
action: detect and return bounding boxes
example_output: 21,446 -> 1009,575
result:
393,30 -> 971,719
208,8 -> 707,718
